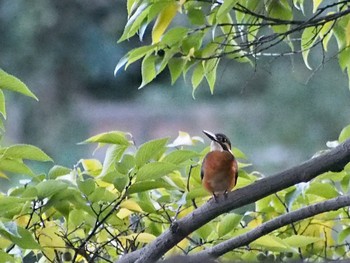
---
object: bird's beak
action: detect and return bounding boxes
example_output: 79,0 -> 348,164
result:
202,130 -> 217,142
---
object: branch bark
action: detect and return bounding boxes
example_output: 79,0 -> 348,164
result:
117,139 -> 350,263
191,194 -> 350,261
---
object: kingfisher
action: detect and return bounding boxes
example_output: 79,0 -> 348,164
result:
201,130 -> 238,200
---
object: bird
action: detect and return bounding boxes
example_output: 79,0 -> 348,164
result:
201,130 -> 238,200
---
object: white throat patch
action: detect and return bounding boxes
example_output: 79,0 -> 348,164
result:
210,141 -> 223,151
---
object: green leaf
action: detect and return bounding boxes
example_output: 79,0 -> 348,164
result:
113,173 -> 129,192
0,221 -> 21,238
0,69 -> 38,100
135,137 -> 168,167
116,154 -> 136,174
100,145 -> 128,177
0,251 -> 15,263
188,8 -> 206,25
252,235 -> 290,251
77,179 -> 96,196
217,0 -> 239,19
168,58 -> 187,85
4,144 -> 53,162
218,213 -> 243,237
196,224 -> 214,240
182,31 -> 204,54
306,182 -> 339,199
186,187 -> 209,200
35,180 -> 69,198
285,186 -> 303,210
301,26 -> 318,70
80,131 -> 130,145
139,54 -> 157,88
191,62 -> 205,92
118,3 -> 150,42
0,159 -> 35,176
338,227 -> 350,243
151,1 -> 178,44
204,58 -> 219,94
114,54 -> 129,76
162,27 -> 188,46
136,162 -> 178,181
338,47 -> 350,72
48,165 -> 71,179
162,150 -> 200,165
312,0 -> 322,13
21,187 -> 38,198
319,19 -> 334,52
125,45 -> 157,69
0,89 -> 6,119
0,196 -> 28,213
127,0 -> 137,17
339,124 -> 350,142
266,0 -> 292,34
128,180 -> 175,194
5,226 -> 41,249
341,172 -> 350,193
283,235 -> 322,247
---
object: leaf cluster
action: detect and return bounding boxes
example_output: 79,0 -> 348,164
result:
116,0 -> 350,94
1,70 -> 350,262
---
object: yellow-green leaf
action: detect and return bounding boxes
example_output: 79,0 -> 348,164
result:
136,162 -> 178,181
283,235 -> 322,247
80,131 -> 130,145
312,0 -> 322,13
139,54 -> 157,88
162,149 -> 200,165
168,58 -> 187,85
306,182 -> 339,199
152,2 -> 178,44
339,124 -> 350,142
192,62 -> 205,94
0,89 -> 6,119
217,213 -> 243,237
35,180 -> 68,198
120,199 -> 143,213
0,69 -> 38,100
128,180 -> 175,194
217,0 -> 239,20
319,17 -> 334,51
37,225 -> 65,260
4,144 -> 53,162
0,159 -> 35,177
81,159 -> 102,176
117,208 -> 133,219
123,233 -> 156,243
48,165 -> 71,179
252,235 -> 290,251
135,138 -> 168,167
0,226 -> 41,249
301,26 -> 318,70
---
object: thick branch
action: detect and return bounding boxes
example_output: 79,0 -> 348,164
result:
117,139 -> 350,263
191,194 -> 350,261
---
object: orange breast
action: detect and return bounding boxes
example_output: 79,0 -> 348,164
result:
201,151 -> 238,195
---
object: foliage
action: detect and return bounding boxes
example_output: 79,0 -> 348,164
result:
115,0 -> 350,94
0,69 -> 350,262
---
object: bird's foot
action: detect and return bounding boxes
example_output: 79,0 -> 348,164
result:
224,190 -> 228,199
212,193 -> 218,203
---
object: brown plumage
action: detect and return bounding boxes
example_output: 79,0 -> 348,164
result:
201,131 -> 238,198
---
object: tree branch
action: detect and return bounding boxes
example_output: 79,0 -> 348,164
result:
190,194 -> 350,261
117,139 -> 350,263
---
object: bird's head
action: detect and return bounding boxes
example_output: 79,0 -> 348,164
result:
202,130 -> 232,153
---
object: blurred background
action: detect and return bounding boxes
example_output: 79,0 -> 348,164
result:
1,0 -> 350,184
